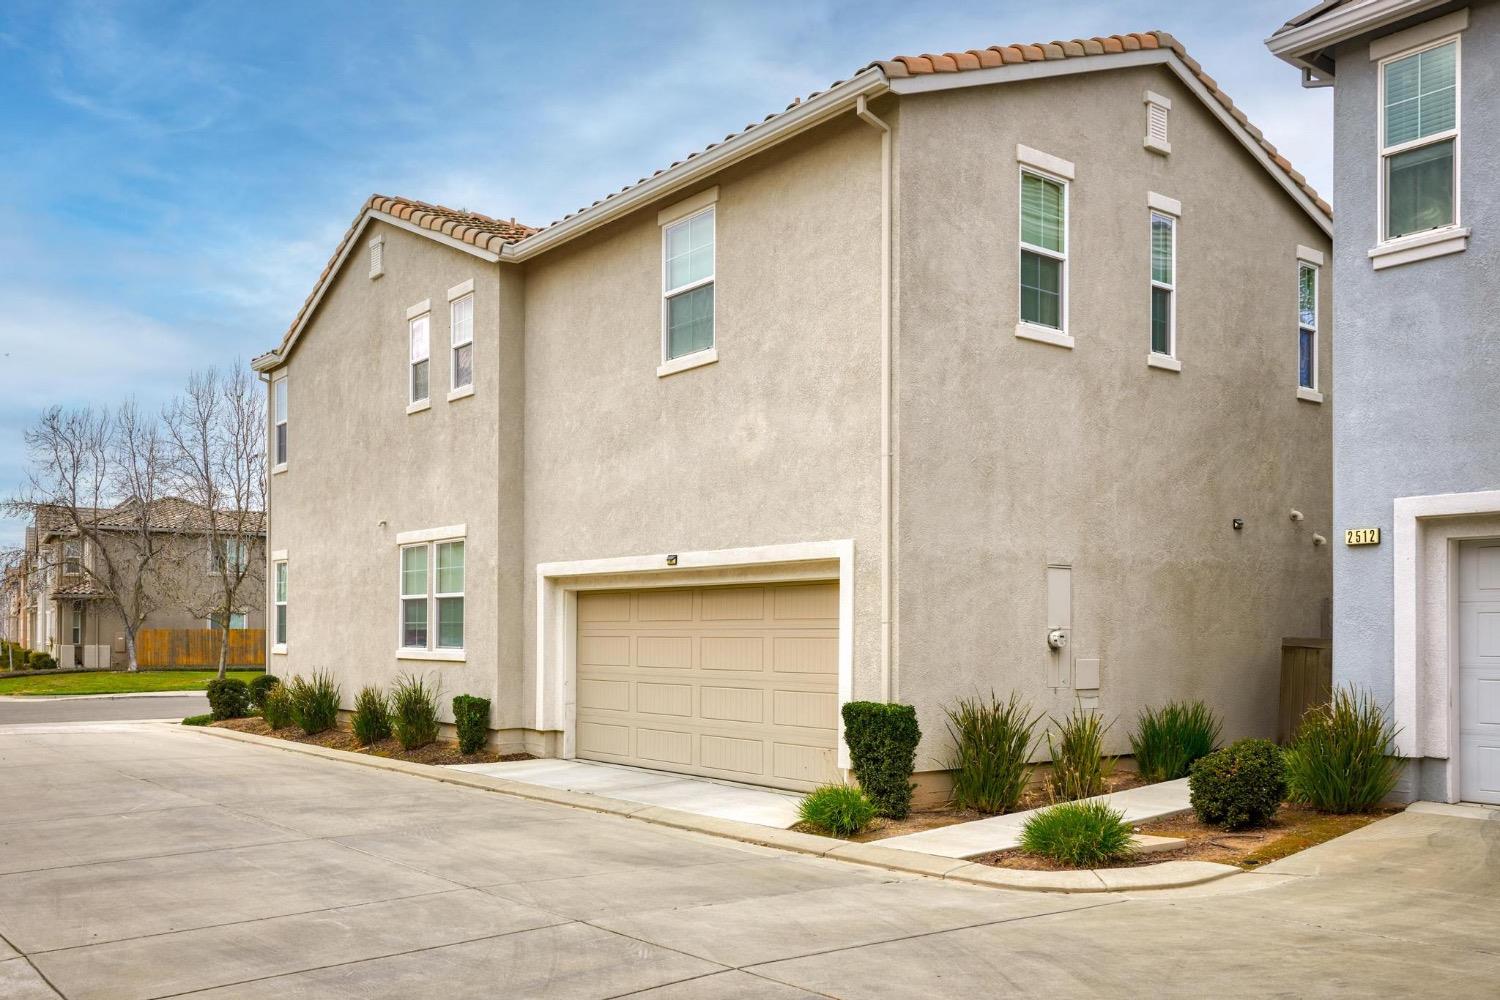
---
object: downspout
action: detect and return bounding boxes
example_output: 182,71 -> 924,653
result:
855,94 -> 894,703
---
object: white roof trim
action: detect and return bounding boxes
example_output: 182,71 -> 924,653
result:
1267,0 -> 1452,64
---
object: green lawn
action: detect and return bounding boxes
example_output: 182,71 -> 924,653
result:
0,670 -> 264,696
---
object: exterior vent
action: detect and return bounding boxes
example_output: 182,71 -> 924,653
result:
1144,90 -> 1172,155
369,236 -> 384,279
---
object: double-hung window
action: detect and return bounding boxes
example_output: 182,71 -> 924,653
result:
409,312 -> 430,405
1019,170 -> 1067,332
450,293 -> 473,392
70,604 -> 83,645
1150,212 -> 1176,357
662,207 -> 715,361
62,540 -> 81,576
1380,38 -> 1459,241
272,378 -> 287,468
399,537 -> 465,655
1298,262 -> 1319,391
273,560 -> 287,648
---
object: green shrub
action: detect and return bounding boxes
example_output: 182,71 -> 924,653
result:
1284,687 -> 1402,813
180,713 -> 214,726
261,681 -> 294,729
945,692 -> 1042,814
247,673 -> 280,710
1046,707 -> 1114,801
1130,700 -> 1222,782
798,784 -> 877,836
288,671 -> 341,735
1190,739 -> 1286,830
452,694 -> 491,755
204,677 -> 251,720
841,701 -> 921,819
390,673 -> 440,751
1020,800 -> 1134,867
351,685 -> 392,746
30,652 -> 57,670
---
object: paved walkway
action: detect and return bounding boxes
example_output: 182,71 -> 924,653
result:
450,757 -> 804,827
880,778 -> 1193,859
2,721 -> 1498,998
0,692 -> 207,724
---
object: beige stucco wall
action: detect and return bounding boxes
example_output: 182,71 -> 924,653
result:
264,221 -> 518,723
519,115 -> 886,716
892,65 -> 1334,768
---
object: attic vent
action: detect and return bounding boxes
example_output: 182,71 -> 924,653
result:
369,236 -> 385,279
1144,90 -> 1172,155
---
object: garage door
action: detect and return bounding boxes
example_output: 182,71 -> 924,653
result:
575,582 -> 840,791
1459,539 -> 1500,805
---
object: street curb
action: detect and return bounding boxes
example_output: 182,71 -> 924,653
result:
185,725 -> 1243,894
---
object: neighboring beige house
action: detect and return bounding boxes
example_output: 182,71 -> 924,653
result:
9,500 -> 266,668
254,31 -> 1333,794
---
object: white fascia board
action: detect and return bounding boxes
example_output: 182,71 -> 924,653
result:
1266,0 -> 1452,64
372,212 -> 500,263
504,70 -> 889,262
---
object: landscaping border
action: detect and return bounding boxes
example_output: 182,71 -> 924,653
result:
185,724 -> 1242,893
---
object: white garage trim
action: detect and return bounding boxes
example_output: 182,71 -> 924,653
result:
1393,489 -> 1500,799
536,539 -> 856,769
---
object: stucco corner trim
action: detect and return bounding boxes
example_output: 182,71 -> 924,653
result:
1014,323 -> 1075,350
1146,353 -> 1182,372
405,399 -> 432,416
1369,228 -> 1469,270
1296,386 -> 1324,404
395,524 -> 466,545
1016,144 -> 1075,181
656,348 -> 718,378
405,299 -> 431,320
396,648 -> 466,663
446,278 -> 475,301
1296,244 -> 1326,266
657,186 -> 720,228
1147,192 -> 1182,216
446,384 -> 475,403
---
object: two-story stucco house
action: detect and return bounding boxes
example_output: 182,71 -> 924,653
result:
255,31 -> 1333,796
1270,1 -> 1499,805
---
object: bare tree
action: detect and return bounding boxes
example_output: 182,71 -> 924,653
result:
163,365 -> 267,678
4,402 -> 170,672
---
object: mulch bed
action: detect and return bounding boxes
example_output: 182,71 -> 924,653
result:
976,803 -> 1400,871
213,717 -> 533,766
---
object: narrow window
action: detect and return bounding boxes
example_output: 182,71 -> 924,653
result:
272,378 -> 288,467
409,314 -> 430,405
70,604 -> 82,645
1298,263 -> 1319,390
1381,39 -> 1458,240
1019,171 -> 1067,331
662,207 -> 715,360
435,540 -> 464,649
400,545 -> 428,649
63,540 -> 81,576
450,294 -> 474,391
273,560 -> 287,646
1150,213 -> 1176,357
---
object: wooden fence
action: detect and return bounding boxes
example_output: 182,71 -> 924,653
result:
1278,637 -> 1332,743
136,629 -> 265,669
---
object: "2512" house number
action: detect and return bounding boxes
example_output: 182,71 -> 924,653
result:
1344,527 -> 1381,546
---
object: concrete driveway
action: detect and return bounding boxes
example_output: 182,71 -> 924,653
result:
0,722 -> 1496,999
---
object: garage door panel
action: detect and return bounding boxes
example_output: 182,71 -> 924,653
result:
578,582 -> 838,791
579,592 -> 631,622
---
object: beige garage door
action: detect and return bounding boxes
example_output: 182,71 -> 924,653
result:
575,581 -> 840,791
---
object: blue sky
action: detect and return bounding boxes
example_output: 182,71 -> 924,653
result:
0,0 -> 1329,547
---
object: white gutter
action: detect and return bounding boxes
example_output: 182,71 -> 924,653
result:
1265,0 -> 1450,66
504,69 -> 890,262
855,94 -> 895,703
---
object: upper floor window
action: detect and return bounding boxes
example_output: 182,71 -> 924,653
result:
1150,212 -> 1176,357
1019,170 -> 1067,332
211,539 -> 249,575
409,312 -> 430,405
450,293 -> 473,392
207,612 -> 247,630
1381,39 -> 1458,241
662,207 -> 715,361
62,540 -> 81,576
272,378 -> 287,468
1299,262 -> 1319,391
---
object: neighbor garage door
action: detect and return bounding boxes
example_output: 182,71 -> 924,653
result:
575,582 -> 840,791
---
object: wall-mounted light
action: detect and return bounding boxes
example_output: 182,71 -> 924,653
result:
665,554 -> 678,566
1232,518 -> 1244,531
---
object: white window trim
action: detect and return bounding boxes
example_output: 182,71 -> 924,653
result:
408,311 -> 431,407
1149,208 -> 1178,361
1374,33 -> 1464,259
446,384 -> 475,402
1144,90 -> 1173,155
449,292 -> 474,394
1298,260 -> 1322,399
406,399 -> 431,415
1147,353 -> 1182,372
1016,144 -> 1075,180
272,558 -> 288,654
396,524 -> 466,545
1017,165 -> 1070,343
446,278 -> 474,301
660,203 -> 717,369
271,377 -> 288,474
396,531 -> 466,661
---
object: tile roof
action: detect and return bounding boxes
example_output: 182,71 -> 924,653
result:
33,499 -> 265,537
866,31 -> 1331,218
50,580 -> 106,599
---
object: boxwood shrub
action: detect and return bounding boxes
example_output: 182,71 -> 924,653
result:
247,673 -> 280,710
452,694 -> 491,755
1189,738 -> 1286,830
204,677 -> 251,720
841,701 -> 921,819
